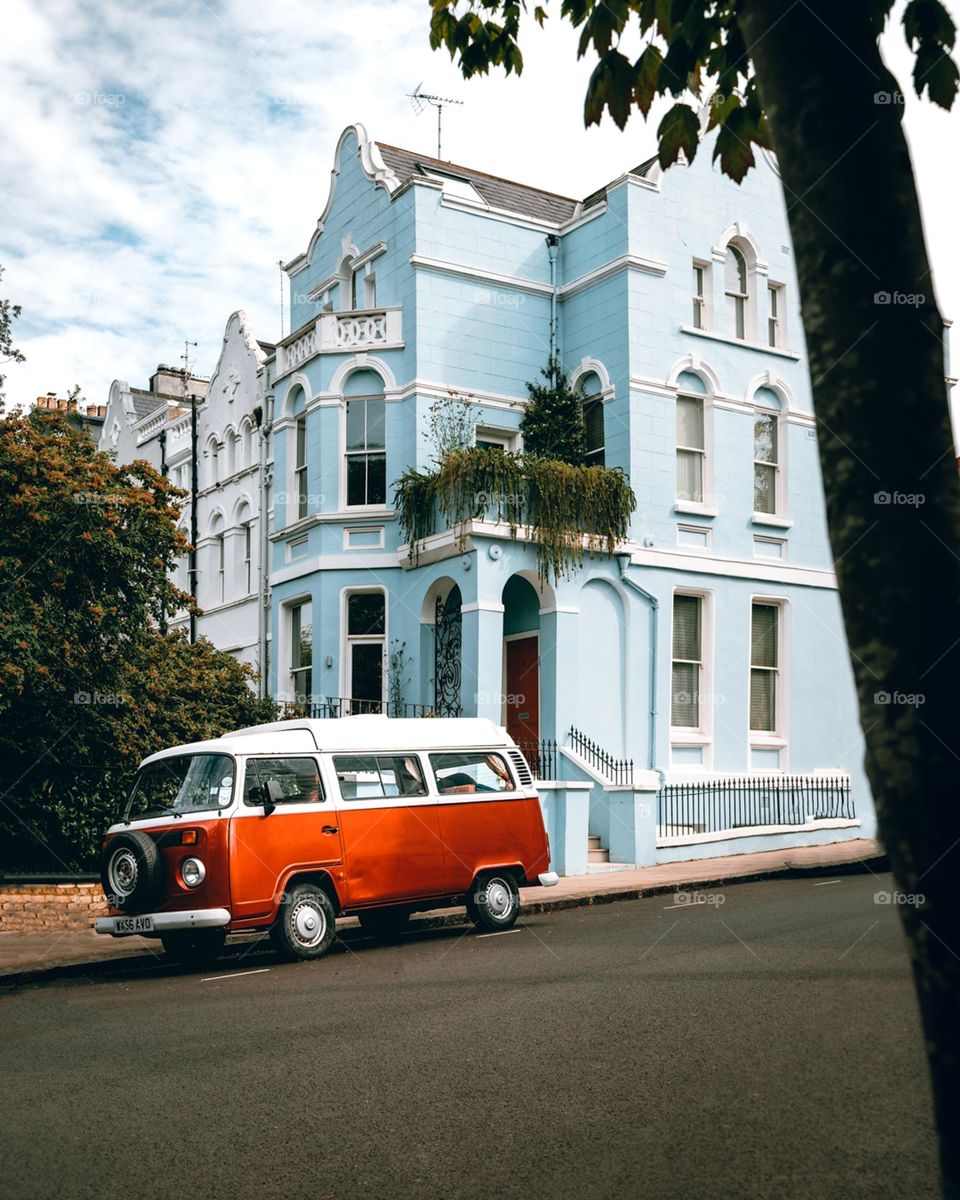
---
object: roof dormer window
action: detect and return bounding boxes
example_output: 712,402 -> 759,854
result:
420,167 -> 487,207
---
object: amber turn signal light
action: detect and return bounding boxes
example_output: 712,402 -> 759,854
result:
181,830 -> 199,846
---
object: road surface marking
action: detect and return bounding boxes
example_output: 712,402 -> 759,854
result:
476,929 -> 522,938
813,879 -> 843,886
201,968 -> 271,982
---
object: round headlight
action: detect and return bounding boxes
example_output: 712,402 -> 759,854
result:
181,857 -> 205,888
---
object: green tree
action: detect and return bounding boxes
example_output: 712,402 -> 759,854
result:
0,265 -> 25,399
520,353 -> 587,464
428,0 -> 960,1189
0,407 -> 275,870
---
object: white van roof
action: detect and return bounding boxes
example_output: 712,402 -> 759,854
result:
139,717 -> 518,767
224,715 -> 515,753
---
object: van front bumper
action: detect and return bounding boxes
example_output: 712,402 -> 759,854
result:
537,871 -> 560,887
95,908 -> 231,936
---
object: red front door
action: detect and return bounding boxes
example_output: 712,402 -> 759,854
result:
505,635 -> 540,743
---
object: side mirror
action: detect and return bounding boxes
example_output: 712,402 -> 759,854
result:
263,779 -> 285,813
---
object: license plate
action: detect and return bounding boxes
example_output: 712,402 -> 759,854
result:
114,915 -> 154,934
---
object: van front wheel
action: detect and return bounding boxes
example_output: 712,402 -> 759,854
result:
275,884 -> 336,961
466,872 -> 520,932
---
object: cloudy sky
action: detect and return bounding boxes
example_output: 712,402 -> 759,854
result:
1,0 -> 957,411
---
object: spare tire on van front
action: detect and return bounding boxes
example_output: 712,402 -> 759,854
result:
100,831 -> 165,912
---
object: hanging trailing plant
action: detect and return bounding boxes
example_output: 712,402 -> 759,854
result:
394,447 -> 635,584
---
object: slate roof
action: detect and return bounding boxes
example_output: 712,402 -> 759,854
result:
376,143 -> 660,225
377,143 -> 579,224
129,389 -> 168,421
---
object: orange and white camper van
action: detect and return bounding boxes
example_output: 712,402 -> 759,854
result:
96,716 -> 557,963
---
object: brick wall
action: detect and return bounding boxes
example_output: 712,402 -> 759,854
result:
0,884 -> 108,932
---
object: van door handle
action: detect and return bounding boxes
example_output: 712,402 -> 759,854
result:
322,825 -> 339,835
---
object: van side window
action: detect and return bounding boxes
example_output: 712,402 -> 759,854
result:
243,758 -> 324,806
334,754 -> 427,800
430,752 -> 514,795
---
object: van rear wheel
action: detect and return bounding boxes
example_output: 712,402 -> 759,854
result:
466,872 -> 520,932
275,883 -> 336,961
161,929 -> 226,968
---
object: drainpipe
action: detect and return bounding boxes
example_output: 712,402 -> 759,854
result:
616,552 -> 659,772
256,393 -> 273,699
546,233 -> 559,362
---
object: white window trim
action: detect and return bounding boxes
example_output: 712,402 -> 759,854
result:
474,425 -> 520,453
767,281 -> 786,349
670,589 -> 715,770
340,390 -> 388,511
748,595 -> 789,767
692,258 -> 712,331
282,596 -> 313,705
751,402 -> 787,520
294,413 -> 308,522
340,586 -> 388,708
675,392 -> 716,509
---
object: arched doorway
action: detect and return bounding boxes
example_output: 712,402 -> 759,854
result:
434,584 -> 462,716
502,575 -> 541,744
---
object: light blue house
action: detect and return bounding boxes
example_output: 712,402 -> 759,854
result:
262,121 -> 873,873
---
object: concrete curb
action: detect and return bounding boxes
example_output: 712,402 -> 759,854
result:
0,849 -> 887,991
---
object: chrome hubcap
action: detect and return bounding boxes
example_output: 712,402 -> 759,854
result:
486,880 -> 512,918
108,850 -> 138,897
292,900 -> 326,947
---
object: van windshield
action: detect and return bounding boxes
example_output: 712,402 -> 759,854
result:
123,754 -> 236,821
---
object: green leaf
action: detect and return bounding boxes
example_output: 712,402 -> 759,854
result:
657,102 -> 700,169
634,44 -> 664,117
915,41 -> 959,105
903,0 -> 956,49
712,105 -> 770,183
585,49 -> 636,129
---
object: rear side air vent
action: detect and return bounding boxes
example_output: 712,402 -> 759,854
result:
508,749 -> 533,787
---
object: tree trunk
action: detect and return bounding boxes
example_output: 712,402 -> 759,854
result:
737,0 -> 960,1191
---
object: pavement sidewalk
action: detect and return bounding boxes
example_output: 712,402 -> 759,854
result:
0,837 -> 883,985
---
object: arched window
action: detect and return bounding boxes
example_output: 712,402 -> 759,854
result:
225,429 -> 238,477
677,395 -> 705,502
286,386 -> 308,524
235,502 -> 253,595
207,438 -> 222,487
725,243 -> 749,339
208,514 -> 225,605
343,370 -> 386,507
752,388 -> 783,516
240,420 -> 253,470
338,255 -> 359,312
674,370 -> 711,505
578,371 -> 605,468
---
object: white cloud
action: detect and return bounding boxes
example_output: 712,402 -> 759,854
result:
0,0 -> 956,417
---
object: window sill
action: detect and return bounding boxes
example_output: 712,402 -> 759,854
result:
674,501 -> 718,518
751,513 -> 793,529
670,731 -> 712,745
749,737 -> 787,749
680,325 -> 801,360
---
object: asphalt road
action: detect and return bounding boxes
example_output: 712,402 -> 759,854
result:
0,872 -> 940,1200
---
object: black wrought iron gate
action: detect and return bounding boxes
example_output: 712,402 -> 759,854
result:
434,592 -> 462,717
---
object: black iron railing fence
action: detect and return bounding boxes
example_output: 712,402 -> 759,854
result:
657,773 -> 854,837
281,698 -> 462,720
567,726 -> 635,787
515,738 -> 558,782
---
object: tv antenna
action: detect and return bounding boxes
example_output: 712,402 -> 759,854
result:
181,340 -> 198,383
408,83 -> 462,159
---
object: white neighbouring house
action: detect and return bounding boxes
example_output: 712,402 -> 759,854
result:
99,311 -> 273,677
